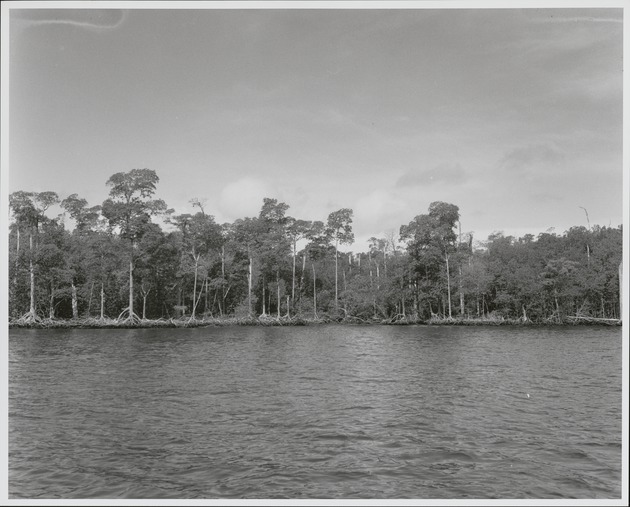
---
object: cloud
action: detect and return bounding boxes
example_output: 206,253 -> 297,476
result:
498,144 -> 564,173
353,189 -> 408,238
12,9 -> 126,31
537,16 -> 622,24
396,163 -> 466,187
524,9 -> 622,25
219,177 -> 272,221
529,192 -> 564,204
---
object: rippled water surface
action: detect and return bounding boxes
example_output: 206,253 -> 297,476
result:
9,325 -> 622,499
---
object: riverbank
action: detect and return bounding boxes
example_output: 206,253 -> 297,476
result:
8,314 -> 621,329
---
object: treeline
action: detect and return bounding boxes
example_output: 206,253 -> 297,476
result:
8,169 -> 622,325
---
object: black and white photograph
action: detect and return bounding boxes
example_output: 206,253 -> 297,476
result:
1,0 -> 627,503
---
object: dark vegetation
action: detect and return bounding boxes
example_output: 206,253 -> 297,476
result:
9,169 -> 622,328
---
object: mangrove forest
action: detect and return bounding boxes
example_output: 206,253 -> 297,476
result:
8,169 -> 623,327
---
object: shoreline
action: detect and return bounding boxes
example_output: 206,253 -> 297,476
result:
8,315 -> 622,329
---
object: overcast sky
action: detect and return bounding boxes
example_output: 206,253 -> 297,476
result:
6,3 -> 624,250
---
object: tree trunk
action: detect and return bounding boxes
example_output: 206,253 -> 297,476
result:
49,286 -> 55,320
262,274 -> 266,316
221,245 -> 226,312
248,256 -> 253,317
458,265 -> 464,316
413,281 -> 418,317
334,237 -> 339,309
277,270 -> 281,320
292,240 -> 297,306
71,282 -> 78,319
312,263 -> 317,318
100,282 -> 105,319
13,227 -> 20,292
619,262 -> 623,321
29,232 -> 36,319
445,252 -> 452,318
205,277 -> 209,315
87,281 -> 94,317
401,279 -> 406,318
191,254 -> 199,319
299,254 -> 306,304
369,260 -> 375,316
128,254 -> 134,319
555,291 -> 560,317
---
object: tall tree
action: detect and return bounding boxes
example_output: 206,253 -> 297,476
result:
326,208 -> 354,311
61,194 -> 103,318
400,202 -> 459,318
286,218 -> 311,311
232,217 -> 266,316
61,194 -> 102,233
171,211 -> 223,320
9,191 -> 59,322
428,202 -> 460,318
134,223 -> 179,319
258,198 -> 291,318
38,219 -> 72,319
303,221 -> 328,318
101,169 -> 169,322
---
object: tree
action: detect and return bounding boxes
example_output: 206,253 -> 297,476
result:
257,198 -> 291,318
400,202 -> 460,318
101,169 -> 169,322
171,211 -> 223,320
286,218 -> 311,311
541,258 -> 580,320
588,225 -> 622,318
133,223 -> 180,319
38,219 -> 72,319
87,231 -> 122,319
9,191 -> 60,322
218,221 -> 251,316
61,194 -> 102,233
61,194 -> 103,318
232,217 -> 266,316
303,221 -> 328,318
326,208 -> 354,311
428,202 -> 459,318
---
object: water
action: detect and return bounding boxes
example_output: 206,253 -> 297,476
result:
9,325 -> 622,499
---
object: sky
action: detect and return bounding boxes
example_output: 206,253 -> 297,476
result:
5,2 -> 625,252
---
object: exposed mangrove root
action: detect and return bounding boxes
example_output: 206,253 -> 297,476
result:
8,313 -> 622,329
15,311 -> 42,325
116,309 -> 142,324
566,315 -> 621,326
